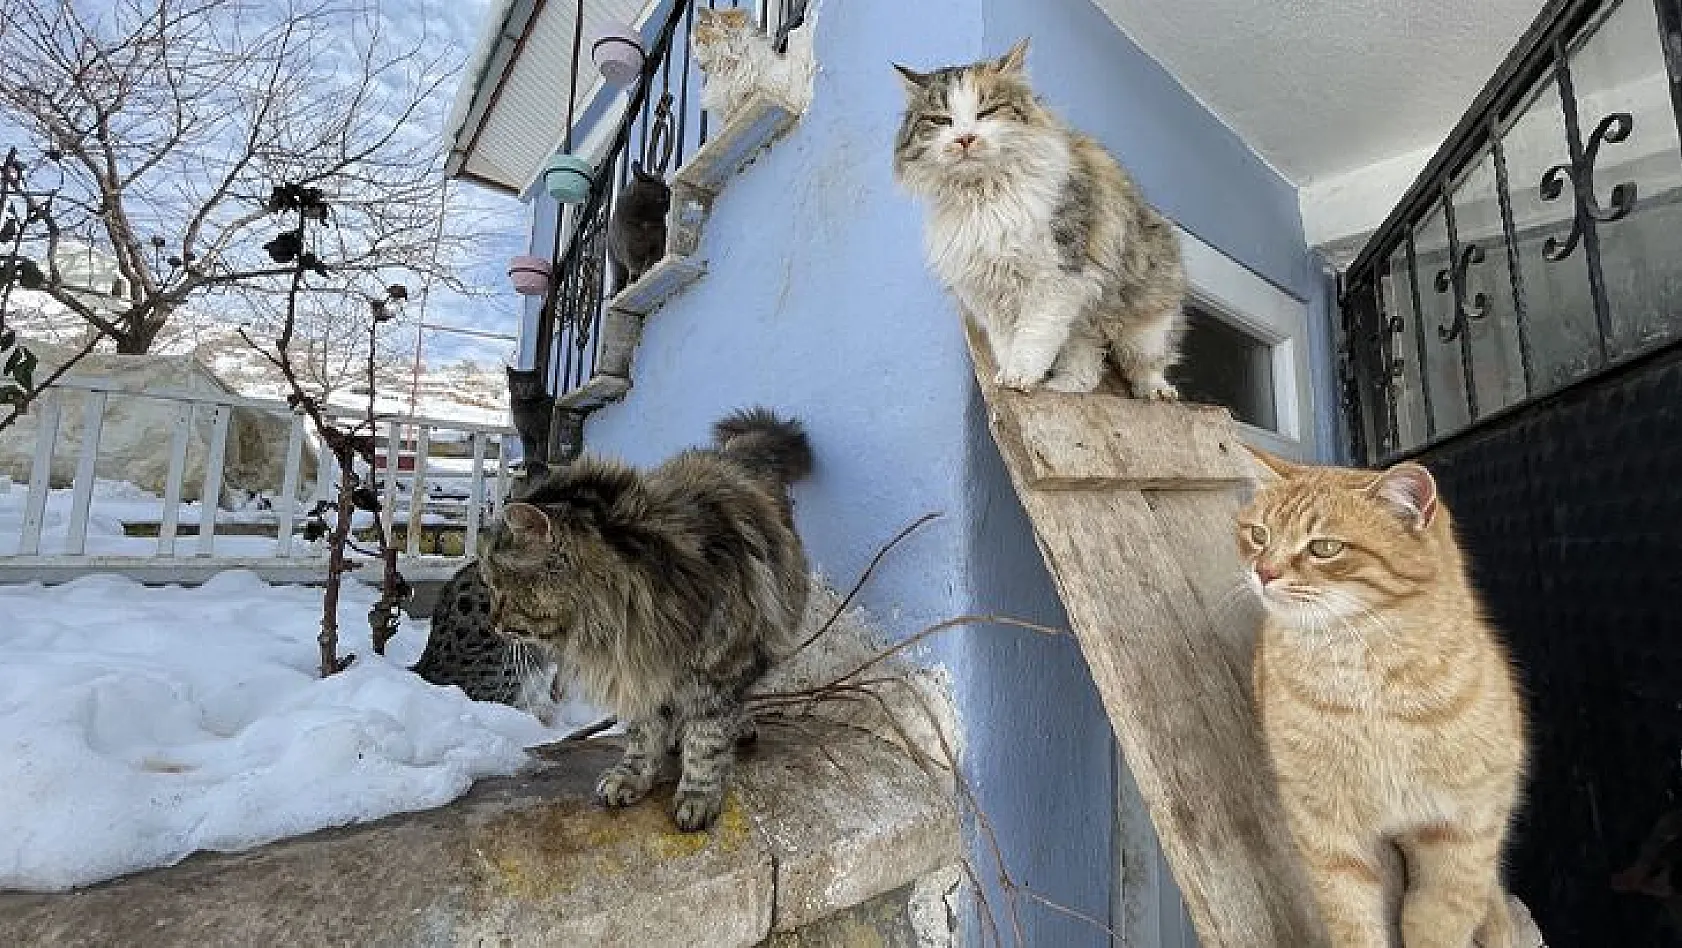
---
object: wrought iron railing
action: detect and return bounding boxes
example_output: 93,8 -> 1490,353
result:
1339,0 -> 1682,464
533,0 -> 806,400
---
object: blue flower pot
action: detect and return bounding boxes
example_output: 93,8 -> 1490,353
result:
544,153 -> 594,204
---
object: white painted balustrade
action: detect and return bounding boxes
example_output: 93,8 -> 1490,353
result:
2,377 -> 516,584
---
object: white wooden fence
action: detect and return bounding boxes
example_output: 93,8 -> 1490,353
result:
1,377 -> 516,585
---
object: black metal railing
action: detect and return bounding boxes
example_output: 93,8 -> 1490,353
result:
533,0 -> 806,399
1339,0 -> 1682,464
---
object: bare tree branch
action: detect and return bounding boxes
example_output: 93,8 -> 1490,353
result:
0,0 -> 483,356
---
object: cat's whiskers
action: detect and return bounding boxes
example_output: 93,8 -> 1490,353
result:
1211,570 -> 1263,621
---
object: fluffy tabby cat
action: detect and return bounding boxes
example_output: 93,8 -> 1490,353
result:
607,161 -> 670,293
411,560 -> 562,724
691,5 -> 816,121
892,40 -> 1186,397
1241,450 -> 1527,948
478,408 -> 812,831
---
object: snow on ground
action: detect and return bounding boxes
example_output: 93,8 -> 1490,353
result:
0,570 -> 600,893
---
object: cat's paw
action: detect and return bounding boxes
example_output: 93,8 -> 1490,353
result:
993,366 -> 1042,392
595,767 -> 653,808
1043,371 -> 1100,394
1129,377 -> 1179,401
673,789 -> 725,832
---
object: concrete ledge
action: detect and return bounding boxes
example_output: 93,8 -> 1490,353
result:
554,374 -> 631,413
0,723 -> 958,948
674,94 -> 800,196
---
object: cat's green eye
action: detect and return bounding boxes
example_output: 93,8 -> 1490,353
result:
1247,524 -> 1268,547
977,105 -> 1004,119
921,113 -> 952,127
1307,538 -> 1346,559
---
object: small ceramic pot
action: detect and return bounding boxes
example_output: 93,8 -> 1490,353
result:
544,153 -> 594,204
506,255 -> 552,296
592,23 -> 645,86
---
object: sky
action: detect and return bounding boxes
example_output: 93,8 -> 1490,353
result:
1,0 -> 535,375
390,0 -> 533,371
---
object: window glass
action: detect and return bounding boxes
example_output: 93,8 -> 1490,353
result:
1172,304 -> 1277,432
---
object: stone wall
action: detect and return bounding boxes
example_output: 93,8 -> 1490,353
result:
0,724 -> 958,947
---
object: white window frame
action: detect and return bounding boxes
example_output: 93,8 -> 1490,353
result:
1176,226 -> 1317,461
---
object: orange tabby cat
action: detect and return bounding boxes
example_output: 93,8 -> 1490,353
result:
1240,450 -> 1527,948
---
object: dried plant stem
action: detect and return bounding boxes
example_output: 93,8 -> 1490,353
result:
791,511 -> 943,655
317,453 -> 359,676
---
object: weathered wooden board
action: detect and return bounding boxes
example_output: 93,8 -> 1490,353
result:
990,389 -> 1251,490
962,319 -> 1327,948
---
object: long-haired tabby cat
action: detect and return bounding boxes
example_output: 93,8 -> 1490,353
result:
892,40 -> 1186,397
1241,450 -> 1527,948
478,408 -> 812,832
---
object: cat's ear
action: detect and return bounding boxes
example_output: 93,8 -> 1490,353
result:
1242,444 -> 1299,486
893,63 -> 931,93
502,502 -> 553,544
1365,462 -> 1439,531
996,38 -> 1030,74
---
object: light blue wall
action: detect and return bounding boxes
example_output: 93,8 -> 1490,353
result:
979,0 -> 1307,298
585,0 -> 985,627
573,1 -> 1314,945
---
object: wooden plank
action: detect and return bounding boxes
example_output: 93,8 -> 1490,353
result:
464,432 -> 486,559
1000,392 -> 1249,490
383,420 -> 403,538
492,434 -> 510,519
65,391 -> 108,556
961,320 -> 1327,948
273,412 -> 307,558
1146,491 -> 1268,683
406,425 -> 430,558
156,402 -> 195,557
18,390 -> 61,556
962,320 -> 1249,490
0,556 -> 472,587
313,435 -> 334,506
196,405 -> 231,558
50,376 -> 517,435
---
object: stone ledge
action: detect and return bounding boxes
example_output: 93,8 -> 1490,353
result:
0,723 -> 958,948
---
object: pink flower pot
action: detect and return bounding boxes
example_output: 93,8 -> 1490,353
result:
592,23 -> 645,86
507,255 -> 551,296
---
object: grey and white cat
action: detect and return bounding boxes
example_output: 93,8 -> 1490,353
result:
893,40 -> 1187,397
478,408 -> 813,832
411,560 -> 562,724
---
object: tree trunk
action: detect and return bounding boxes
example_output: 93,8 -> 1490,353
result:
114,334 -> 149,355
319,450 -> 358,677
113,307 -> 168,354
